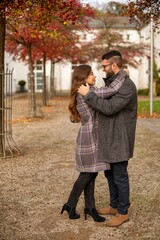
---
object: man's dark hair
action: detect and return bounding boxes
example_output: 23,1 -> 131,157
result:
102,50 -> 122,68
102,50 -> 122,60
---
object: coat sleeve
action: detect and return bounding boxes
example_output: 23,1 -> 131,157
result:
84,80 -> 137,116
93,70 -> 126,98
76,94 -> 92,124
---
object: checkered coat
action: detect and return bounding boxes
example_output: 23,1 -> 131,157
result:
75,70 -> 127,172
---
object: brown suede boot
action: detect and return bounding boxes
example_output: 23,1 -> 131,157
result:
106,213 -> 129,227
97,206 -> 118,215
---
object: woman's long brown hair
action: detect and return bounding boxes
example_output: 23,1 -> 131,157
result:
68,64 -> 92,122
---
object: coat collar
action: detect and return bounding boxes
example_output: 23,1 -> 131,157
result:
103,69 -> 123,86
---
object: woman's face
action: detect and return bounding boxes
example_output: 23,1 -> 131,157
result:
86,70 -> 96,85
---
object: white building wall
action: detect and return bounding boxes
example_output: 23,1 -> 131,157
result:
91,62 -> 105,88
128,66 -> 139,89
5,52 -> 28,93
139,23 -> 160,91
154,28 -> 160,73
54,62 -> 72,93
122,28 -> 140,89
122,29 -> 140,44
138,56 -> 149,89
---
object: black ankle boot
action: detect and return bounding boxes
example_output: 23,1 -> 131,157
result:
84,208 -> 106,222
61,203 -> 80,219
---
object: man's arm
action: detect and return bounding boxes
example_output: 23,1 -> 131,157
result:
78,70 -> 127,99
79,80 -> 137,116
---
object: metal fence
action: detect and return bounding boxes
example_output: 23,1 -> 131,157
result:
0,67 -> 21,158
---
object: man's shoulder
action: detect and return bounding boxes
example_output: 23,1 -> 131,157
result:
120,76 -> 137,92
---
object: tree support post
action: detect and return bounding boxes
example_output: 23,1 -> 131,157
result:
0,67 -> 21,158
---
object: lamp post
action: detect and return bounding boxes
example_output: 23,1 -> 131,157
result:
150,14 -> 154,116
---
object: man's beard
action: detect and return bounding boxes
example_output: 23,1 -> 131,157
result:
106,71 -> 114,79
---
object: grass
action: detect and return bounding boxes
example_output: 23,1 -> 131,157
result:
138,100 -> 160,115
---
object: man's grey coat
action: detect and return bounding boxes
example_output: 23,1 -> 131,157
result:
84,75 -> 137,163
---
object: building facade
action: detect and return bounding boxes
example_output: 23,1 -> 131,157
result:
4,18 -> 160,95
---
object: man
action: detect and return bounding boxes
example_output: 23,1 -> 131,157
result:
78,50 -> 137,227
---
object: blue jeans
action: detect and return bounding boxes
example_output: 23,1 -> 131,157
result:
104,161 -> 130,215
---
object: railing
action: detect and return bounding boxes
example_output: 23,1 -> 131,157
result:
0,67 -> 21,158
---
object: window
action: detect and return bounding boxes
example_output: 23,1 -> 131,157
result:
36,72 -> 43,90
36,60 -> 42,65
36,66 -> 42,70
34,61 -> 43,92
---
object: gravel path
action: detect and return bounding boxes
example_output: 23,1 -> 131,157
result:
138,118 -> 160,133
0,95 -> 160,240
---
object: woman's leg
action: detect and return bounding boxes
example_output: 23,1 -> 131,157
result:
83,172 -> 106,222
84,172 -> 98,209
66,172 -> 96,208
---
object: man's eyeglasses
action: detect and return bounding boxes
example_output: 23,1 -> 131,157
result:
102,63 -> 112,69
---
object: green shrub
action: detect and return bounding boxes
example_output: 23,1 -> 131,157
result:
138,89 -> 149,96
156,77 -> 160,96
18,80 -> 26,86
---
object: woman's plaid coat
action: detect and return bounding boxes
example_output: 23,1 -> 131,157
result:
75,70 -> 127,172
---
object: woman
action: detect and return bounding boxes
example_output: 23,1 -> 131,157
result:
61,65 -> 127,222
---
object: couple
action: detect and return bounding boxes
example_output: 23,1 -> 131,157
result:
61,50 -> 137,227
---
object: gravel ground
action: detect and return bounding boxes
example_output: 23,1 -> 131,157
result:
0,94 -> 160,240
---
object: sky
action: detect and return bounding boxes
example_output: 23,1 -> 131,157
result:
81,0 -> 127,6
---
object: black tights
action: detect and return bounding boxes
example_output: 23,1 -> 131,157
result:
66,172 -> 98,209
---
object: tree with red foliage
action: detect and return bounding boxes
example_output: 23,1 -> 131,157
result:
0,0 -> 94,156
31,28 -> 81,105
5,0 -> 95,115
126,0 -> 160,29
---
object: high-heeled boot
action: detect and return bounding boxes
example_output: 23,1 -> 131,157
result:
61,203 -> 80,219
84,208 -> 106,222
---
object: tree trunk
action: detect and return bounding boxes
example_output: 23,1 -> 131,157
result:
28,45 -> 37,117
0,8 -> 5,154
43,54 -> 47,106
50,61 -> 55,99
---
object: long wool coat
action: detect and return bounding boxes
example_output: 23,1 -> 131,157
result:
75,69 -> 127,172
84,74 -> 137,163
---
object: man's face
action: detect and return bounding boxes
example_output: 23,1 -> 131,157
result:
102,59 -> 114,78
